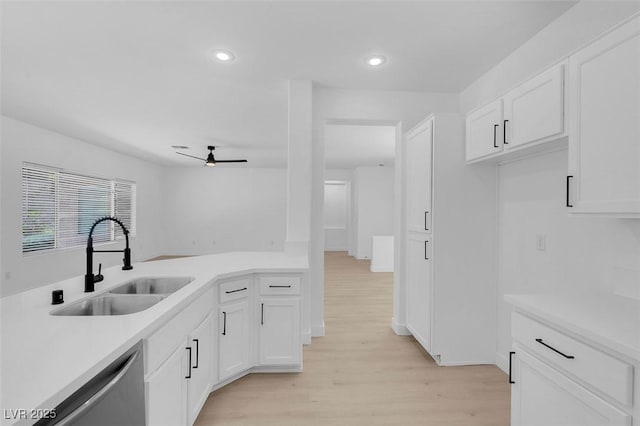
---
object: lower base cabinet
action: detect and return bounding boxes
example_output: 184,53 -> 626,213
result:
511,350 -> 630,426
218,300 -> 251,381
259,297 -> 301,366
145,288 -> 214,426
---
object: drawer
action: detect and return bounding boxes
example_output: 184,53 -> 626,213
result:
145,287 -> 213,375
259,275 -> 301,295
219,278 -> 251,303
512,312 -> 633,406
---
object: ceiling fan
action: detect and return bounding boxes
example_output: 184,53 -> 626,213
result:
176,145 -> 248,167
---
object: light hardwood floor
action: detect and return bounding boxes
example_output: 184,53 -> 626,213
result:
195,251 -> 510,425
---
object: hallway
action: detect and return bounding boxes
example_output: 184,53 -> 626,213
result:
195,251 -> 509,425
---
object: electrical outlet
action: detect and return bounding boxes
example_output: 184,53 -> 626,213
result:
536,234 -> 546,251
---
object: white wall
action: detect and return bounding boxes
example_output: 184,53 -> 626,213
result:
161,167 -> 287,255
460,1 -> 640,114
459,2 -> 640,371
0,116 -> 165,297
353,166 -> 394,260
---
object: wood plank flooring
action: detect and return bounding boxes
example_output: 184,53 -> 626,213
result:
195,251 -> 510,425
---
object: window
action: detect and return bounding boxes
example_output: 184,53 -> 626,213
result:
22,163 -> 136,253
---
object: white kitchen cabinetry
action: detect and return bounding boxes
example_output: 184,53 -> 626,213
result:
145,288 -> 214,426
218,278 -> 252,381
509,311 -> 635,426
405,118 -> 433,232
466,62 -> 567,164
465,99 -> 504,161
503,62 -> 565,150
258,276 -> 302,367
187,314 -> 214,425
405,234 -> 432,352
403,114 -> 496,365
567,14 -> 640,217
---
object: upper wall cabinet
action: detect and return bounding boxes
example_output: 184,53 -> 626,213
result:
567,15 -> 640,217
503,63 -> 565,150
466,62 -> 567,164
465,99 -> 504,162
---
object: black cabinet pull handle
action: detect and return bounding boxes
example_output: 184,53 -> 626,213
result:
424,240 -> 429,260
269,285 -> 291,288
535,338 -> 575,359
222,312 -> 227,336
261,303 -> 264,325
225,287 -> 247,294
509,351 -> 515,384
493,124 -> 499,148
424,211 -> 429,231
193,339 -> 199,368
503,120 -> 509,144
566,176 -> 573,207
185,347 -> 192,379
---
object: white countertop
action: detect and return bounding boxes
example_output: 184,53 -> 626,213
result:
505,292 -> 640,362
0,252 -> 307,426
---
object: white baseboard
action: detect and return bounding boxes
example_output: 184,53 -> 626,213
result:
391,317 -> 411,335
302,331 -> 311,345
437,359 -> 497,367
370,265 -> 393,272
496,351 -> 509,374
311,322 -> 325,337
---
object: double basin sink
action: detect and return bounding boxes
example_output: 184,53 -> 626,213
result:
51,277 -> 195,316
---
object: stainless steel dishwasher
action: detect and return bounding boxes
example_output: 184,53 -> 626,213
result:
36,341 -> 145,426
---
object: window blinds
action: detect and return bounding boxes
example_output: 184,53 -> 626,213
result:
22,163 -> 136,253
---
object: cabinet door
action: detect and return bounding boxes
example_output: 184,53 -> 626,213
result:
568,15 -> 640,215
405,118 -> 433,233
466,99 -> 503,161
146,344 -> 188,426
219,300 -> 250,381
503,63 -> 565,149
259,297 -> 301,366
187,313 -> 213,425
405,234 -> 432,352
512,350 -> 631,426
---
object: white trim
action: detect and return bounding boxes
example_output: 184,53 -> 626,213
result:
391,317 -> 411,335
370,265 -> 393,273
311,322 -> 325,337
496,351 -> 509,374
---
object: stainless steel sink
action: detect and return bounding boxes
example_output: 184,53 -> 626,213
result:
51,294 -> 165,316
108,276 -> 194,295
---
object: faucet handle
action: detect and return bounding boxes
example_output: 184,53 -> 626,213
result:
95,263 -> 104,283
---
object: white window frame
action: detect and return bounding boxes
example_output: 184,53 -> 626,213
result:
21,162 -> 136,255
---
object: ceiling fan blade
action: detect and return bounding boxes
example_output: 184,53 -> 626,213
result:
215,159 -> 248,163
176,152 -> 206,161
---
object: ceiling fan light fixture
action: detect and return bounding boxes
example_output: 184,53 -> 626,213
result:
206,152 -> 216,166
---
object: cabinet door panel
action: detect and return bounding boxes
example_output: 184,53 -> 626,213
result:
146,344 -> 188,426
259,298 -> 301,366
219,301 -> 250,381
512,350 -> 631,426
466,99 -> 503,161
405,234 -> 432,352
504,63 -> 565,149
568,16 -> 640,215
188,314 -> 213,425
405,119 -> 433,233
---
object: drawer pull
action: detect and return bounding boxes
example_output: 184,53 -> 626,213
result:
185,347 -> 192,379
503,120 -> 509,144
535,338 -> 575,359
261,303 -> 264,325
193,339 -> 199,369
566,176 -> 573,208
509,351 -> 515,384
225,287 -> 247,294
493,124 -> 499,148
269,285 -> 291,288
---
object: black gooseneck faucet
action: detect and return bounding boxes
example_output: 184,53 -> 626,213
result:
85,216 -> 133,292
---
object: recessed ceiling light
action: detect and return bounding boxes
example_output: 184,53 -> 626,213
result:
213,49 -> 235,62
366,55 -> 387,67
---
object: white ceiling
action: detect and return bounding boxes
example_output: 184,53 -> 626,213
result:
325,125 -> 396,169
1,1 -> 577,167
